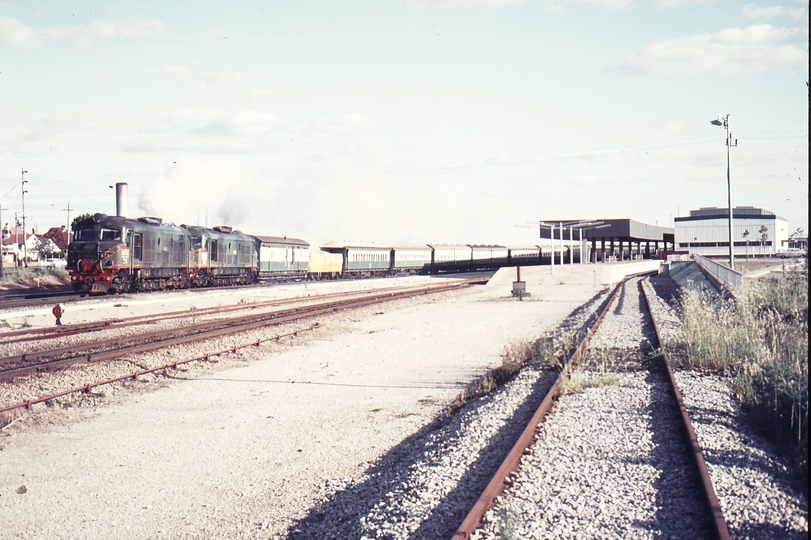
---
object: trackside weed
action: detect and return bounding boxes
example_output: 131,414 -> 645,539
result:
677,274 -> 808,491
437,338 -> 541,420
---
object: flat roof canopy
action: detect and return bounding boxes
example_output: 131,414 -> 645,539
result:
539,219 -> 674,243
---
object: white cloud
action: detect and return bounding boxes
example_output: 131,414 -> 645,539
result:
1,113 -> 99,158
559,148 -> 643,162
125,109 -> 377,154
742,3 -> 785,19
142,65 -> 189,76
665,122 -> 689,133
163,65 -> 188,75
406,0 -> 525,7
203,69 -> 245,83
142,65 -> 189,75
575,175 -> 601,184
405,0 -> 631,9
0,16 -> 38,47
242,89 -> 281,103
0,16 -> 165,49
148,109 -> 279,137
654,0 -> 713,8
89,18 -> 166,38
622,24 -> 807,75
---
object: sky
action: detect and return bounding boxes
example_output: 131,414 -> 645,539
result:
1,0 -> 807,248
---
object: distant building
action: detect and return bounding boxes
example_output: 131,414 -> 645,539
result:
784,229 -> 807,251
42,226 -> 70,253
1,225 -> 46,264
675,206 -> 788,258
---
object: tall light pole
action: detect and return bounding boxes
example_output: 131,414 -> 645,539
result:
21,168 -> 28,267
0,204 -> 4,277
710,114 -> 737,269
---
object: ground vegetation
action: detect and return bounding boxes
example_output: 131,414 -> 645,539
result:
676,271 -> 808,490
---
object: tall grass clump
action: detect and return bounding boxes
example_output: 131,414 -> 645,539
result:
438,339 -> 541,421
678,274 -> 808,487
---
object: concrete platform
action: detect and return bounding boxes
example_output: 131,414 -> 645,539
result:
484,260 -> 660,299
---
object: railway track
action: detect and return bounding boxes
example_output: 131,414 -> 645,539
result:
460,276 -> 728,539
282,274 -> 734,539
0,271 -> 497,312
0,289 -> 80,311
0,280 -> 475,346
0,279 -> 479,412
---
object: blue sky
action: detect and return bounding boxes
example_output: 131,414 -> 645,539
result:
1,0 -> 807,247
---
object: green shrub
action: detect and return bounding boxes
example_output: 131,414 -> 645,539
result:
678,274 -> 808,487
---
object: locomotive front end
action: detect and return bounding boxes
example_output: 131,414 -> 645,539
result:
67,214 -> 130,294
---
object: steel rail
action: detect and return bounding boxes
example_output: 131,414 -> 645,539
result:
1,281 -> 471,368
640,280 -> 731,540
0,281 -> 473,382
0,325 -> 319,414
451,279 -> 626,540
1,280 -> 471,344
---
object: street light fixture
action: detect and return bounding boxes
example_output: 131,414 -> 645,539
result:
710,114 -> 737,269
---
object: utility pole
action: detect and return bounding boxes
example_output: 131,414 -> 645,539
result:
62,203 -> 70,230
62,203 -> 72,247
21,169 -> 28,267
0,204 -> 4,278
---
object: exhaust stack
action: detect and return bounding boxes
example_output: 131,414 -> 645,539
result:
115,183 -> 128,218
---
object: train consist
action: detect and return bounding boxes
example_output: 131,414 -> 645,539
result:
67,213 -> 576,294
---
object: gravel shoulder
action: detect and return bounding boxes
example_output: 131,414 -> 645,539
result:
0,264 -> 632,539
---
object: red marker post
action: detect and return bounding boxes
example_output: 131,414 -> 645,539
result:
52,304 -> 63,326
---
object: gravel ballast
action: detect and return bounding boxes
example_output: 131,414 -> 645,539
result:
5,263 -> 804,540
642,277 -> 808,540
0,265 -> 621,539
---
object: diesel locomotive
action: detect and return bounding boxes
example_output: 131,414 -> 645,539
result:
67,213 -> 258,294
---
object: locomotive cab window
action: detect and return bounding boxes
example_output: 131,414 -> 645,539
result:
76,228 -> 97,241
100,228 -> 122,242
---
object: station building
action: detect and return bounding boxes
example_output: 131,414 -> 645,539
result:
540,219 -> 675,263
674,206 -> 788,258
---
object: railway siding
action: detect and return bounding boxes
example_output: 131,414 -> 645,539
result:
475,278 -> 713,540
640,277 -> 808,539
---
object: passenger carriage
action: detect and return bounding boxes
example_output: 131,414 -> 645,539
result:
253,235 -> 309,281
469,244 -> 509,269
391,244 -> 432,274
507,245 -> 543,266
321,241 -> 392,277
429,244 -> 473,273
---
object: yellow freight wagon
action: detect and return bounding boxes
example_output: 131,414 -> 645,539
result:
307,250 -> 343,278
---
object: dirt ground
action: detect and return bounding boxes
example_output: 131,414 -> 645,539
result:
0,262 -> 656,539
0,271 -> 71,292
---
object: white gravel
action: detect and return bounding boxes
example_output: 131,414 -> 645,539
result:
477,277 -> 711,540
4,263 -> 805,540
641,278 -> 808,539
0,264 -> 626,539
476,276 -> 808,540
